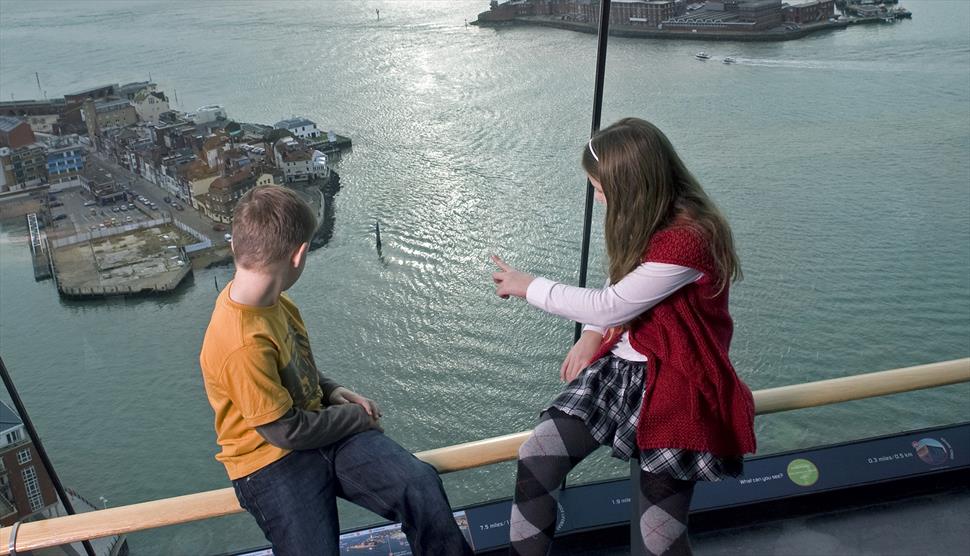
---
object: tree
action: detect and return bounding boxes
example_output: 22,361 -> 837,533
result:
263,128 -> 294,144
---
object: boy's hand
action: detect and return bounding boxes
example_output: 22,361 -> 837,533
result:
491,254 -> 534,299
329,387 -> 382,421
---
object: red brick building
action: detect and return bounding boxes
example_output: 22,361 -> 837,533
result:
0,116 -> 36,150
610,0 -> 678,27
784,0 -> 835,23
0,401 -> 58,526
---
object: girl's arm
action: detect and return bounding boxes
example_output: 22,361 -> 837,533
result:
525,262 -> 701,327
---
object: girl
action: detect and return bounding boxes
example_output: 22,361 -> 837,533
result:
491,118 -> 756,556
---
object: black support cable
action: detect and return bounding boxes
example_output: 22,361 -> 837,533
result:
0,356 -> 97,556
574,0 -> 613,343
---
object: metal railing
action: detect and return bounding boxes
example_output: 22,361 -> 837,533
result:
0,357 -> 966,555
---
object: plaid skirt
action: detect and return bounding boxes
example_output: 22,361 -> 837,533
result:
546,355 -> 743,482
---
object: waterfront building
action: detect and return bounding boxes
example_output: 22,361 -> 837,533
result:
582,0 -> 683,27
117,81 -> 156,100
784,0 -> 836,22
273,136 -> 329,182
274,117 -> 322,139
132,89 -> 170,124
188,105 -> 228,125
63,84 -> 119,106
0,99 -> 68,134
0,401 -> 58,526
662,0 -> 784,31
45,136 -> 87,189
0,116 -> 36,150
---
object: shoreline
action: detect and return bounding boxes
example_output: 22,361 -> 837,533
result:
475,15 -> 887,42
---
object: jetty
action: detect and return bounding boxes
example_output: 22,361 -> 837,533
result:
26,212 -> 52,281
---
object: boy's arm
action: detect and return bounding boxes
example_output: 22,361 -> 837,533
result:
256,405 -> 377,451
317,371 -> 343,403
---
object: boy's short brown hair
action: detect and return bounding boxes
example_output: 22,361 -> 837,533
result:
231,186 -> 316,269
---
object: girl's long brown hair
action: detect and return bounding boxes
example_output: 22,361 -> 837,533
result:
582,118 -> 741,293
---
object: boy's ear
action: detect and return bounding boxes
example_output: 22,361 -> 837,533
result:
290,242 -> 310,269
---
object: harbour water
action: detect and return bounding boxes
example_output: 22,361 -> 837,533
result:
0,1 -> 968,554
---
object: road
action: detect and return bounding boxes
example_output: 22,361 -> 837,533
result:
88,152 -> 229,245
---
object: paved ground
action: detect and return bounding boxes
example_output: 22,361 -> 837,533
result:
52,224 -> 194,293
48,182 -> 155,239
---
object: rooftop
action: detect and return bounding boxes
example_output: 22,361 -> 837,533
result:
275,117 -> 317,129
0,400 -> 23,432
0,116 -> 27,133
94,99 -> 133,113
0,99 -> 66,108
65,84 -> 117,98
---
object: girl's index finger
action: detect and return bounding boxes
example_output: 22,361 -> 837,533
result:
491,254 -> 512,271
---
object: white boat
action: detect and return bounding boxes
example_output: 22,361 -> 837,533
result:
695,51 -> 710,60
723,57 -> 737,64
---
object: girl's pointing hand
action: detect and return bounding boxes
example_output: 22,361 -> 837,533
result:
491,254 -> 534,299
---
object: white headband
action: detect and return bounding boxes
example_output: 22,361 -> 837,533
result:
587,139 -> 599,162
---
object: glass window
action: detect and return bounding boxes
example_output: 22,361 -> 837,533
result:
21,466 -> 43,512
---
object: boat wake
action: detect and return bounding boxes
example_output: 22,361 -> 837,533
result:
724,57 -> 905,72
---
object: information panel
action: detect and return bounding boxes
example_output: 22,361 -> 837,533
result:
236,422 -> 968,555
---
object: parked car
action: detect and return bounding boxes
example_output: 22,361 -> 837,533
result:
49,201 -> 63,208
224,233 -> 233,242
52,214 -> 68,221
125,216 -> 133,222
121,205 -> 128,211
163,196 -> 172,204
173,203 -> 184,211
212,223 -> 227,232
83,200 -> 97,207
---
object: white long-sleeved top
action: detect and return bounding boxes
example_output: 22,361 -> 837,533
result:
525,263 -> 702,362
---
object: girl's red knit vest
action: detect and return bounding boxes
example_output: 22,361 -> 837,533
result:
589,224 -> 757,457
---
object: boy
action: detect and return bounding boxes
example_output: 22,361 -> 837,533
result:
200,186 -> 472,555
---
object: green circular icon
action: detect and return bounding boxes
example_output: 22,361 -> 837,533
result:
787,458 -> 819,487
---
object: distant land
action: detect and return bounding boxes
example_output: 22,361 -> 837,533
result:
472,0 -> 911,42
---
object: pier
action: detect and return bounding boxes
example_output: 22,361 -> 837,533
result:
26,212 -> 52,281
48,216 -> 201,299
305,133 -> 353,162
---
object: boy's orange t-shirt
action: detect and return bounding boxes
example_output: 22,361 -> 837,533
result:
200,284 -> 326,480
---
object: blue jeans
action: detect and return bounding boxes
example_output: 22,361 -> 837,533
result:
232,430 -> 473,556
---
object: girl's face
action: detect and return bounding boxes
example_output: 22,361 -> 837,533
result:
588,175 -> 606,205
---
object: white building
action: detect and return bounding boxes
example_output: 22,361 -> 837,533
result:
189,105 -> 227,124
273,137 -> 329,182
133,90 -> 171,124
274,117 -> 321,140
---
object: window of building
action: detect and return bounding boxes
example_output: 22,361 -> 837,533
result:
17,448 -> 31,465
5,430 -> 21,444
21,466 -> 44,512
